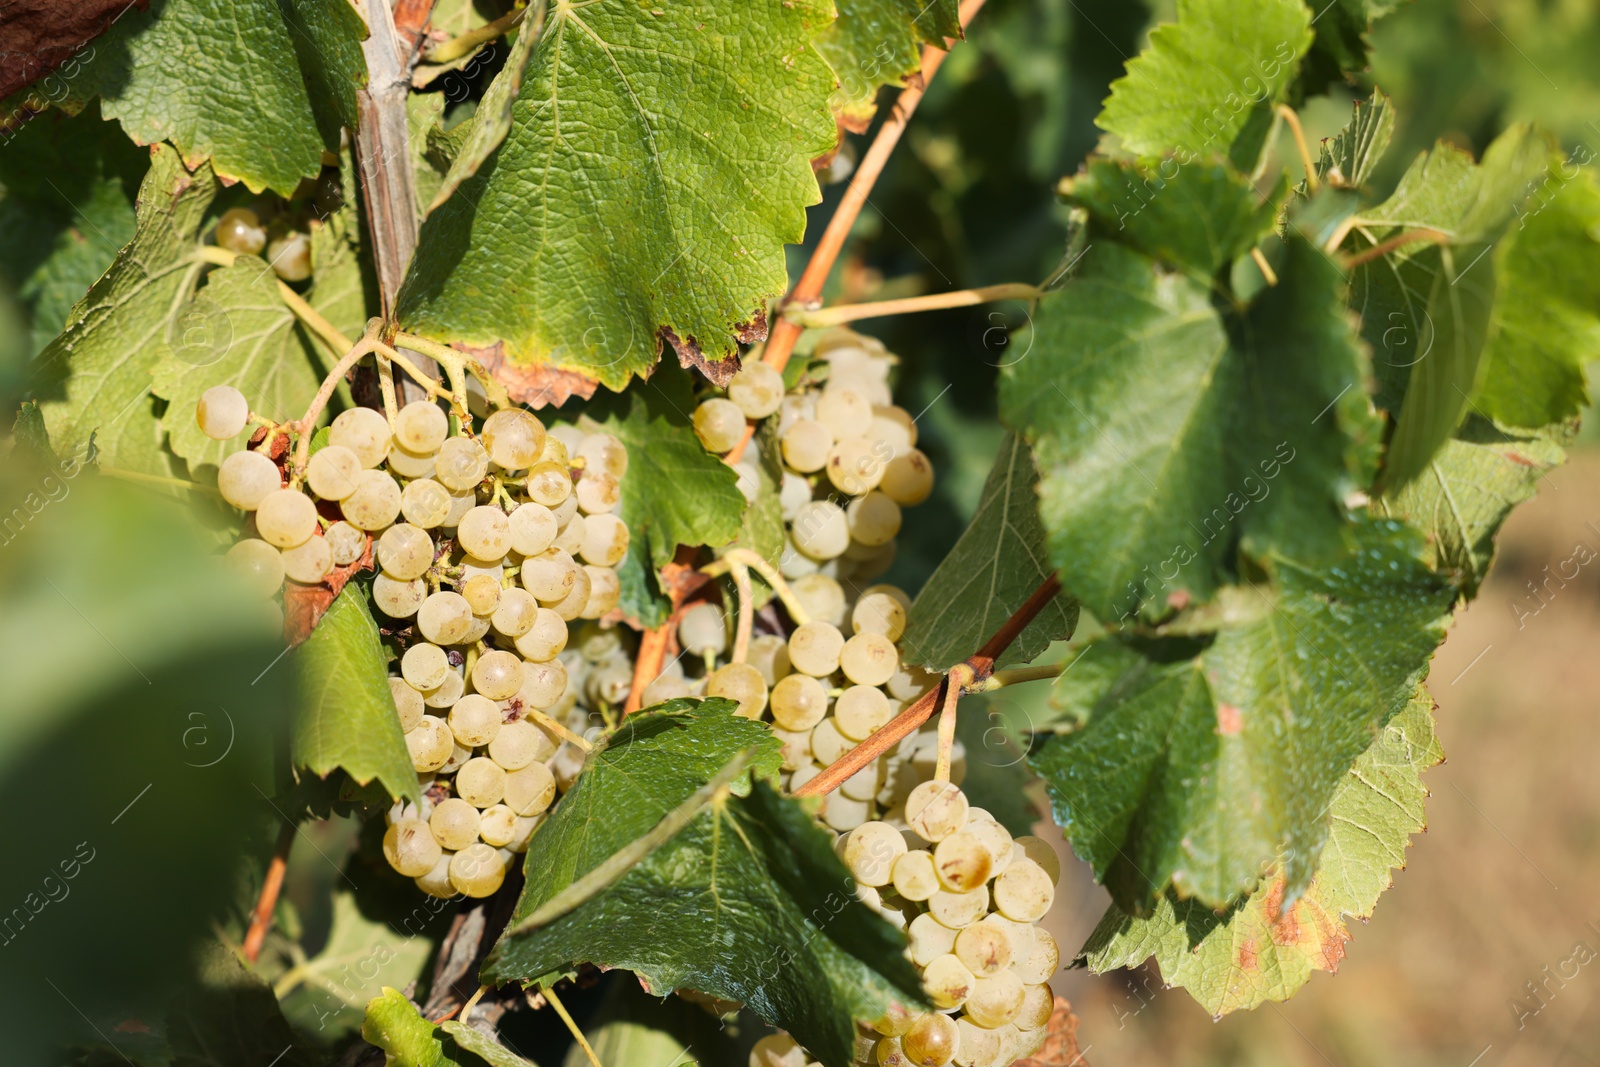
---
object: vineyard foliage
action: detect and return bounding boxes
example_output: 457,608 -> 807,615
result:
1,0 -> 1596,1062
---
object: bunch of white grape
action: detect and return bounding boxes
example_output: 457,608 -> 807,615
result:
200,383 -> 632,899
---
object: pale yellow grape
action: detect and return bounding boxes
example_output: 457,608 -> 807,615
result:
770,673 -> 828,730
1013,836 -> 1062,885
888,664 -> 940,702
780,419 -> 832,472
993,859 -> 1054,922
933,830 -> 992,892
547,564 -> 592,621
810,717 -> 852,766
456,758 -> 507,808
522,548 -> 579,603
983,914 -> 1035,962
429,797 -> 481,850
770,726 -> 812,770
406,716 -> 454,772
792,574 -> 846,627
575,473 -> 620,514
874,1037 -> 906,1067
460,615 -> 492,644
225,538 -> 284,597
401,643 -> 450,690
846,491 -> 902,547
400,478 -> 451,528
826,436 -> 888,495
491,588 -> 538,637
676,602 -> 726,657
254,488 -> 317,548
922,952 -> 976,1011
852,593 -> 907,641
386,444 -> 437,479
788,620 -> 844,676
423,670 -> 465,708
962,810 -> 1014,873
693,398 -> 746,453
869,407 -> 915,454
1009,927 -> 1058,985
512,608 -> 568,661
882,449 -> 934,506
821,791 -> 870,832
901,1016 -> 958,1067
586,659 -> 632,706
954,921 -> 1013,977
577,432 -> 628,479
509,502 -> 558,555
787,763 -> 822,794
414,854 -> 455,899
474,804 -> 516,847
513,658 -> 567,711
218,449 -> 282,510
373,574 -> 426,618
443,487 -> 477,526
461,573 -> 501,616
779,471 -> 812,520
791,500 -> 849,560
750,1033 -> 807,1067
472,650 -> 524,701
864,582 -> 913,610
330,407 -> 390,468
815,386 -> 873,437
281,535 -> 333,584
503,761 -> 556,815
777,392 -> 813,434
748,633 -> 791,686
834,685 -> 892,741
907,911 -> 958,967
1017,982 -> 1054,1030
383,820 -> 442,877
449,843 -> 506,898
417,591 -> 473,644
395,401 -> 449,453
928,884 -> 989,929
324,521 -> 365,565
506,815 -> 543,852
728,361 -> 784,417
389,678 -> 426,732
843,821 -> 906,887
963,971 -> 1024,1029
215,207 -> 266,254
906,781 -> 969,842
341,469 -> 402,530
433,436 -> 488,491
952,1018 -> 1002,1067
578,513 -> 629,567
488,719 -> 555,769
376,523 -> 433,580
525,460 -> 572,506
552,513 -> 586,556
706,663 -> 768,719
305,444 -> 360,500
453,505 -> 508,560
641,673 -> 693,706
481,408 -> 546,470
892,850 -> 941,901
874,1002 -> 917,1038
446,694 -> 500,747
268,230 -> 311,281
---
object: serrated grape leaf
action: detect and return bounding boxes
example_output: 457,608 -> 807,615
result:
0,104 -> 147,356
34,144 -> 217,477
166,943 -> 320,1067
1027,521 -> 1452,913
902,432 -> 1078,671
482,701 -> 926,1067
151,207 -> 368,472
293,585 -> 420,804
1297,0 -> 1403,94
1096,0 -> 1311,171
815,0 -> 960,130
396,0 -> 839,392
411,0 -> 517,86
575,370 -> 744,627
1000,236 -> 1379,624
1372,417 -> 1567,596
1474,157 -> 1600,428
1315,89 -> 1395,192
1063,157 -> 1279,278
1076,687 -> 1441,1016
58,0 -> 366,195
1346,124 -> 1549,488
362,988 -> 539,1067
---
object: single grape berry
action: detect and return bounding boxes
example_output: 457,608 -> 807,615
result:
196,385 -> 249,440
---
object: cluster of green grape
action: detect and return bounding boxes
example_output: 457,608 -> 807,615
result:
200,385 -> 631,899
845,782 -> 1059,1066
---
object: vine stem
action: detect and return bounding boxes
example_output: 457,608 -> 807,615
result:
784,283 -> 1040,329
1342,227 -> 1449,268
933,664 -> 971,782
970,660 -> 1065,691
394,330 -> 514,414
291,320 -> 383,480
1277,104 -> 1318,193
98,466 -> 221,496
242,821 -> 296,964
544,985 -> 604,1067
700,548 -> 812,626
526,706 -> 594,752
193,245 -> 356,357
423,4 -> 526,63
793,573 -> 1062,798
1249,248 -> 1278,286
759,0 -> 989,374
730,557 -> 754,665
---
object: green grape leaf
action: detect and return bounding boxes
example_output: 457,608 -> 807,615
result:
1027,521 -> 1452,913
396,0 -> 839,393
1064,157 -> 1280,277
362,988 -> 539,1067
0,104 -> 146,356
1316,89 -> 1395,192
902,432 -> 1078,671
1096,0 -> 1311,170
36,144 -> 218,477
1298,0 -> 1403,93
1474,157 -> 1600,428
815,0 -> 960,129
292,586 -> 419,805
151,213 -> 367,472
59,0 -> 367,195
482,701 -> 925,1067
1077,687 -> 1442,1016
1348,125 -> 1549,488
411,0 -> 517,84
1000,236 -> 1378,623
1372,418 -> 1567,596
577,371 -> 745,627
167,943 -> 321,1067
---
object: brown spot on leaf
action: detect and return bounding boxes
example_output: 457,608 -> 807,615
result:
113,1018 -> 152,1034
734,306 -> 768,344
1216,703 -> 1243,736
0,0 -> 148,100
1166,588 -> 1191,611
661,325 -> 740,386
1504,450 -> 1537,467
468,340 -> 601,409
1016,995 -> 1090,1066
1237,936 -> 1258,973
1261,877 -> 1349,972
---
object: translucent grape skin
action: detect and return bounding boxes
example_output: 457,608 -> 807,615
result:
214,207 -> 265,255
196,385 -> 249,440
306,444 -> 361,501
693,398 -> 746,453
225,538 -> 283,597
394,401 -> 449,453
218,449 -> 282,510
254,488 -> 318,548
705,662 -> 768,719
